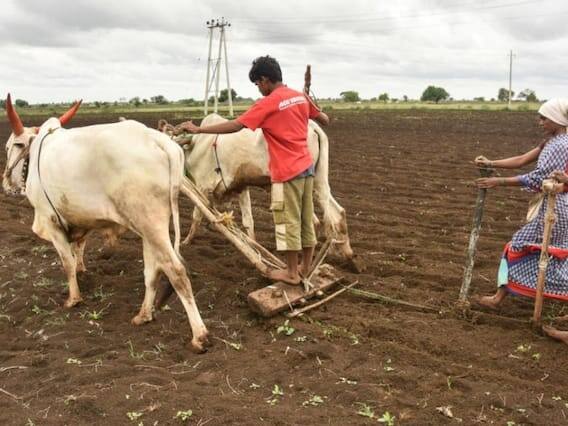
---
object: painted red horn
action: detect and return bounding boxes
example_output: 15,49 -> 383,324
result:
5,93 -> 24,136
59,99 -> 83,126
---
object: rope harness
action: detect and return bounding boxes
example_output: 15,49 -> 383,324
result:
212,134 -> 229,192
35,127 -> 70,237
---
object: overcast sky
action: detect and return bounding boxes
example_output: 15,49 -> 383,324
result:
1,0 -> 566,104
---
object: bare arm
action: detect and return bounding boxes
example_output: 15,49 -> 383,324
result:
178,119 -> 244,134
313,111 -> 330,126
475,146 -> 542,169
476,176 -> 523,189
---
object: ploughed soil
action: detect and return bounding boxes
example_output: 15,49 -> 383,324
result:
1,109 -> 568,425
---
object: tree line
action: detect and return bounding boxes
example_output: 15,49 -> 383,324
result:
1,87 -> 540,109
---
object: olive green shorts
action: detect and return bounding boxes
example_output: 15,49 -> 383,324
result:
270,176 -> 317,252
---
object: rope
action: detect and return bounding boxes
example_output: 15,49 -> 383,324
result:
36,127 -> 70,237
212,135 -> 229,191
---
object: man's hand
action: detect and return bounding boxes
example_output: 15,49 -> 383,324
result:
474,155 -> 492,168
476,177 -> 501,188
550,170 -> 568,183
178,120 -> 200,134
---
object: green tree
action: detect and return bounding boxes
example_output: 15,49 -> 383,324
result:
218,88 -> 237,103
151,95 -> 168,104
129,97 -> 141,107
497,88 -> 514,102
518,89 -> 538,102
0,99 -> 5,109
378,93 -> 389,103
420,86 -> 449,103
339,91 -> 360,102
15,99 -> 29,107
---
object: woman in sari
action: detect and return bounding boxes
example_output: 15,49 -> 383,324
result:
474,98 -> 568,311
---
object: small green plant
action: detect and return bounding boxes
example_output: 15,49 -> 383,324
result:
276,320 -> 295,336
357,403 -> 375,418
272,384 -> 284,396
383,358 -> 395,372
33,277 -> 55,288
302,394 -> 325,407
378,411 -> 396,425
126,340 -> 145,360
14,271 -> 29,280
174,409 -> 193,421
31,245 -> 50,256
294,335 -> 307,342
93,285 -> 114,302
126,411 -> 143,421
516,343 -> 531,353
80,306 -> 108,321
337,377 -> 357,385
66,358 -> 82,365
532,352 -> 541,361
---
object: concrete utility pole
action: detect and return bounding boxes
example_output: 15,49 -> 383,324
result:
507,49 -> 515,109
203,18 -> 233,117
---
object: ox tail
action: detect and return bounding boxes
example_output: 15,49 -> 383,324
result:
153,131 -> 183,257
310,120 -> 331,224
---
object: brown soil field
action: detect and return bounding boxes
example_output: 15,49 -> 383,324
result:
2,110 -> 568,425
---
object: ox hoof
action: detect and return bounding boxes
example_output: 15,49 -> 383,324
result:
131,313 -> 153,326
64,296 -> 83,308
190,332 -> 211,354
76,264 -> 87,273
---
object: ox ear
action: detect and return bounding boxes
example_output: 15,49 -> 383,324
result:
5,93 -> 24,136
59,99 -> 82,126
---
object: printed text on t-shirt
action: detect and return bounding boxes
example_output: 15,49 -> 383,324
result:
278,96 -> 306,110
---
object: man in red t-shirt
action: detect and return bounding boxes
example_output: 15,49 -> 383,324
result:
180,56 -> 329,285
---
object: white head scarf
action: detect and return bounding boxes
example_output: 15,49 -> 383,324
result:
538,98 -> 568,126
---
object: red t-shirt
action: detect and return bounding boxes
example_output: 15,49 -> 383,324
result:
237,85 -> 320,182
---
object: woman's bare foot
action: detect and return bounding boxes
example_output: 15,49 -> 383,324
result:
471,295 -> 501,310
542,325 -> 568,345
267,268 -> 301,286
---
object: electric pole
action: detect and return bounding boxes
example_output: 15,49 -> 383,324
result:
507,49 -> 515,109
203,18 -> 233,117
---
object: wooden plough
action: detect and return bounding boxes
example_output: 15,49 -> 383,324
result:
180,177 -> 353,317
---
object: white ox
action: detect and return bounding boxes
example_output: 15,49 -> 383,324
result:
161,113 -> 353,260
2,95 -> 209,353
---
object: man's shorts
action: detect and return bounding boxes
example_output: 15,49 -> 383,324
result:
270,176 -> 317,252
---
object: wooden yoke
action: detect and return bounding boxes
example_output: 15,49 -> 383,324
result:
532,179 -> 565,327
458,166 -> 495,304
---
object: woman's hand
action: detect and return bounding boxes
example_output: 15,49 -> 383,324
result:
550,170 -> 568,183
476,177 -> 501,188
474,155 -> 492,168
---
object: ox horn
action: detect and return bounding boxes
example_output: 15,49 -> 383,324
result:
59,99 -> 83,126
5,93 -> 24,136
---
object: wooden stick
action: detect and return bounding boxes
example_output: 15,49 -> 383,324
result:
532,179 -> 564,326
287,281 -> 359,318
181,178 -> 272,275
458,166 -> 494,303
348,287 -> 439,313
303,65 -> 311,95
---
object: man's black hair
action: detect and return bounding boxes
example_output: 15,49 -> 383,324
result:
248,56 -> 282,83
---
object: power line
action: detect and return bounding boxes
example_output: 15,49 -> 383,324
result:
203,18 -> 233,117
232,0 -> 547,25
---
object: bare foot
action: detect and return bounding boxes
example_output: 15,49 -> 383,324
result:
298,262 -> 310,277
267,268 -> 301,286
471,295 -> 500,310
543,325 -> 568,345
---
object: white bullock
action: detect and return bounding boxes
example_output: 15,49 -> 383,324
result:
2,95 -> 209,352
161,114 -> 353,260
